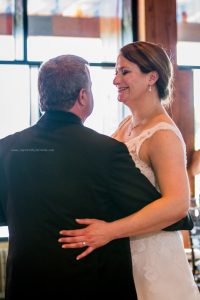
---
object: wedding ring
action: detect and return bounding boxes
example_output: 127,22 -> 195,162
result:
82,241 -> 86,246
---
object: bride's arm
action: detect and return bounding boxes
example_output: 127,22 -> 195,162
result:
59,130 -> 190,259
111,130 -> 190,236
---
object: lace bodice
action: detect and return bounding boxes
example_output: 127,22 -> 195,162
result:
127,122 -> 186,188
115,118 -> 187,188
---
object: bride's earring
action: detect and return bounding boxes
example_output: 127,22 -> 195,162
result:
148,85 -> 152,92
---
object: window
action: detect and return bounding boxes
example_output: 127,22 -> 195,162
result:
176,0 -> 200,201
27,0 -> 123,63
177,0 -> 200,66
85,66 -> 123,135
0,65 -> 30,139
0,0 -> 15,60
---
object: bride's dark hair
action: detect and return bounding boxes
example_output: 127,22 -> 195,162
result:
120,41 -> 173,104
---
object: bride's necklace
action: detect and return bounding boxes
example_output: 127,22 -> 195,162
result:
128,121 -> 141,136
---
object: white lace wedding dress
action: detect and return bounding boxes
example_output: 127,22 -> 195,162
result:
113,117 -> 200,300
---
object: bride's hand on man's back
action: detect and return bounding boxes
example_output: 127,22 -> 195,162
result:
58,218 -> 112,260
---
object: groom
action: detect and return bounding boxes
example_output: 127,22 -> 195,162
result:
0,55 -> 192,299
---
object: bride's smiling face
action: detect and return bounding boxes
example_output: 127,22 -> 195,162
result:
113,54 -> 150,107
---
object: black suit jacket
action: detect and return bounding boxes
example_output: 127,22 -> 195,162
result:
0,111 -> 193,299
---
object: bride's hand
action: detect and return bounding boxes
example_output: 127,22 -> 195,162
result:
58,218 -> 112,260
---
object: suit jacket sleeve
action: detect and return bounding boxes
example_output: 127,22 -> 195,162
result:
107,142 -> 193,231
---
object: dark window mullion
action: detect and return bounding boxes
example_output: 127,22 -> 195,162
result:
122,0 -> 135,45
23,0 -> 28,62
14,0 -> 23,60
14,0 -> 27,61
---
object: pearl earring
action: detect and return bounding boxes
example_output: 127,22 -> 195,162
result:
148,85 -> 152,92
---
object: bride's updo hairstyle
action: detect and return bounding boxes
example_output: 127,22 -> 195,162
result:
120,41 -> 174,104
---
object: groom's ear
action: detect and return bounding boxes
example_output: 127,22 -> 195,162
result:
77,88 -> 87,107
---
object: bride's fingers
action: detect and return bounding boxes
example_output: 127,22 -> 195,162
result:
59,228 -> 85,236
76,247 -> 94,260
75,218 -> 99,224
61,243 -> 94,259
61,241 -> 88,249
58,236 -> 85,244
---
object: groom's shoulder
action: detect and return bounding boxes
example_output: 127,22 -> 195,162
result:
83,126 -> 127,150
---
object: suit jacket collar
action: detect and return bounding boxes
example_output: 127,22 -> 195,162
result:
36,111 -> 83,129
